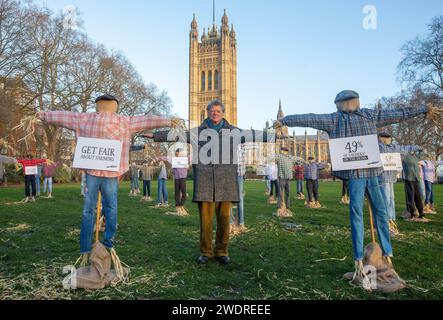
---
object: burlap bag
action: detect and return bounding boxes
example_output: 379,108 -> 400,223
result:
89,241 -> 111,278
344,243 -> 406,293
71,242 -> 119,290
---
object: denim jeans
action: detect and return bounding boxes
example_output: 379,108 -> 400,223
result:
80,172 -> 86,196
231,175 -> 245,225
296,180 -> 303,194
418,178 -> 426,201
130,178 -> 139,190
265,177 -> 271,193
157,178 -> 168,204
143,180 -> 151,197
80,174 -> 118,254
24,175 -> 36,197
43,177 -> 53,193
349,177 -> 393,261
424,180 -> 434,205
35,174 -> 41,195
277,179 -> 290,209
270,180 -> 279,197
380,182 -> 396,221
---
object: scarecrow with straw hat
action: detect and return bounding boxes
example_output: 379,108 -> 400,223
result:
274,89 -> 442,291
36,94 -> 180,288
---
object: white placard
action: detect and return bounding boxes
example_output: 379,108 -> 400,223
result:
329,134 -> 382,171
25,166 -> 38,175
381,153 -> 403,171
73,137 -> 122,172
172,157 -> 188,169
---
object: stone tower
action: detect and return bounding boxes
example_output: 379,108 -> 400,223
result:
188,9 -> 237,128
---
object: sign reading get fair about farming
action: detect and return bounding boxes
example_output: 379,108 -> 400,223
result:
73,137 -> 122,172
329,134 -> 382,171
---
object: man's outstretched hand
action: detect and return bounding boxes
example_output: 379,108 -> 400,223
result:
140,133 -> 154,139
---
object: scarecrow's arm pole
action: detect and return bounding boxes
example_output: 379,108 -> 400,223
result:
281,113 -> 335,133
373,105 -> 428,127
128,115 -> 172,134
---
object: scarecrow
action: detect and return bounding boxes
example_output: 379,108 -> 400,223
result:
37,94 -> 179,288
377,132 -> 421,236
0,154 -> 18,186
274,90 -> 442,291
273,147 -> 299,217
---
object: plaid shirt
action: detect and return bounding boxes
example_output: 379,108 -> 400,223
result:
304,162 -> 327,180
294,165 -> 304,180
237,145 -> 247,176
40,111 -> 171,178
282,106 -> 428,180
378,142 -> 419,183
274,154 -> 298,180
419,160 -> 436,183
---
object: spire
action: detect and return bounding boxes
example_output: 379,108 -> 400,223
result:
191,13 -> 197,30
222,8 -> 228,25
190,14 -> 198,40
230,24 -> 236,38
277,99 -> 284,120
201,28 -> 207,42
212,0 -> 216,27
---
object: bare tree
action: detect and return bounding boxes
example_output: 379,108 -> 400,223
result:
0,1 -> 173,162
0,0 -> 34,78
398,16 -> 443,97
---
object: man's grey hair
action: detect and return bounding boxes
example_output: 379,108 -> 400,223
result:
206,99 -> 225,113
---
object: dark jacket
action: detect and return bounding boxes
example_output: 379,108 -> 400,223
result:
154,119 -> 274,203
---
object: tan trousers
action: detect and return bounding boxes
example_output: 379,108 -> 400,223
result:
199,202 -> 232,257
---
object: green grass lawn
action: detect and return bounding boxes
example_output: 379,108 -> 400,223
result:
0,181 -> 442,300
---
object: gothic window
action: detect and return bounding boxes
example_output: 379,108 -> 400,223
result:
208,71 -> 213,91
214,70 -> 219,90
201,110 -> 206,123
201,71 -> 205,92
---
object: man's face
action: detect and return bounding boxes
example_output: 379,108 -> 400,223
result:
209,105 -> 225,124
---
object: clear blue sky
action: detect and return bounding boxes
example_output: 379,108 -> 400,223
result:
38,0 -> 443,134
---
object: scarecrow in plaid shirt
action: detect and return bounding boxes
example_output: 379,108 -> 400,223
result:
38,95 -> 180,266
274,90 -> 442,289
273,146 -> 300,217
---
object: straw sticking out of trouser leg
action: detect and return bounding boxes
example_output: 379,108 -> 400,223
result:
74,253 -> 89,268
351,261 -> 372,291
110,248 -> 130,285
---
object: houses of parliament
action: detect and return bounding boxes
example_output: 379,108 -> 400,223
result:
188,10 -> 329,164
